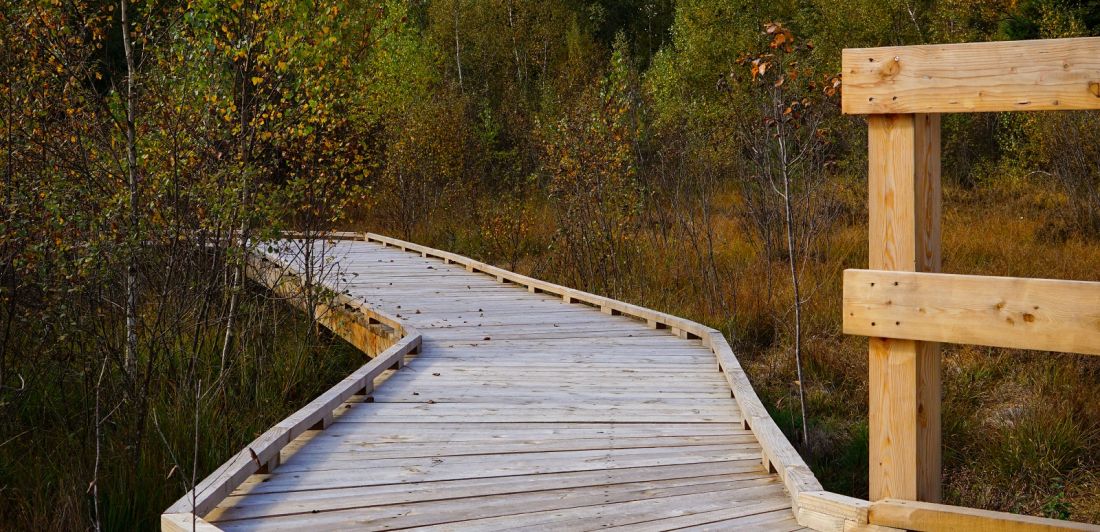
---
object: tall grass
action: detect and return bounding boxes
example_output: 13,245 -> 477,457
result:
0,288 -> 364,530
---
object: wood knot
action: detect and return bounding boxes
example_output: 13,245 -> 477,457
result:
1023,313 -> 1035,323
879,59 -> 901,78
1090,81 -> 1100,98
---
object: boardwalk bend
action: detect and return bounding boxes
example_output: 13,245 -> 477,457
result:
164,233 -> 819,531
162,232 -> 1098,532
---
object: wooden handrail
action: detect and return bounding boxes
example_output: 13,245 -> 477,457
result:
870,499 -> 1100,532
844,269 -> 1100,356
841,36 -> 1100,530
842,37 -> 1100,114
798,491 -> 1100,532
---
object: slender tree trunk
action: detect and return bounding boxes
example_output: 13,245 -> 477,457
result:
776,118 -> 809,446
221,39 -> 258,377
120,0 -> 139,377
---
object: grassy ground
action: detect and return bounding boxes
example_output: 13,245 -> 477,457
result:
393,174 -> 1100,523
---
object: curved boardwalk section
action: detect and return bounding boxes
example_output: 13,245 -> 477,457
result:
203,236 -> 809,531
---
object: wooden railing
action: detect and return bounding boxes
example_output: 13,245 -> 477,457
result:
836,35 -> 1100,531
161,239 -> 422,531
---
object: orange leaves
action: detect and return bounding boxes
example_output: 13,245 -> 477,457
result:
765,22 -> 795,53
750,58 -> 769,81
823,75 -> 842,98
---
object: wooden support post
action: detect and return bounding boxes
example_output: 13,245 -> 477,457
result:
867,113 -> 942,503
309,412 -> 334,431
257,451 -> 281,474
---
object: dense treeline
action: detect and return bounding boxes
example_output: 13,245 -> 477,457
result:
2,0 -> 1099,529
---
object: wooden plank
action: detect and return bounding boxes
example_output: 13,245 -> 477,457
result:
602,506 -> 796,532
282,434 -> 759,458
679,509 -> 801,531
329,405 -> 740,424
842,37 -> 1100,114
869,499 -> 1100,532
276,443 -> 760,474
233,452 -> 767,495
406,486 -> 791,531
216,476 -> 781,530
210,461 -> 769,521
280,422 -> 747,443
845,269 -> 1100,356
867,113 -> 942,503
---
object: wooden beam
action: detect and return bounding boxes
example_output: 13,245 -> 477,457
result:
869,499 -> 1100,532
844,269 -> 1100,356
867,114 -> 942,503
842,37 -> 1100,114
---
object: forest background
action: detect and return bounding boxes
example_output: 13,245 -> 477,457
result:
2,0 -> 1100,529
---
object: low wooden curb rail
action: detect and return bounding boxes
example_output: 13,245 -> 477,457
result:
161,243 -> 422,531
798,491 -> 1099,532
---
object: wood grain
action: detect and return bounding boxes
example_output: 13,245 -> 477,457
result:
869,499 -> 1100,531
867,114 -> 942,503
843,37 -> 1100,114
845,269 -> 1100,356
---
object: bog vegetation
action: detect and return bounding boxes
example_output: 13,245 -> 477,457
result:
2,0 -> 1099,529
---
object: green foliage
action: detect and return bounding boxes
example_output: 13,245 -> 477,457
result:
1001,0 -> 1100,39
538,34 -> 643,294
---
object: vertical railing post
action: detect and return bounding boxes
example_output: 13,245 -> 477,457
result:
866,113 -> 942,502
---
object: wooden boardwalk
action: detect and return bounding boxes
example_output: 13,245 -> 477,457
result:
199,236 -> 808,531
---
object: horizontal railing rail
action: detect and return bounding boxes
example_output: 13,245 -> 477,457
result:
844,269 -> 1100,356
842,36 -> 1100,114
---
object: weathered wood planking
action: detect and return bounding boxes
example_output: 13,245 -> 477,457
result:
364,232 -> 822,507
843,37 -> 1100,114
844,269 -> 1100,356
